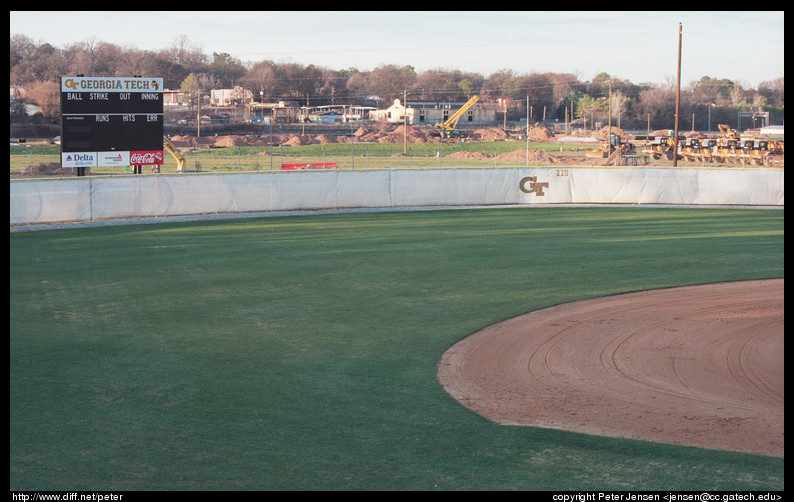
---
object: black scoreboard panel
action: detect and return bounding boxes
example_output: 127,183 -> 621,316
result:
60,77 -> 164,158
61,113 -> 163,152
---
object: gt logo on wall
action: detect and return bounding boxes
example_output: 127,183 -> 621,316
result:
519,176 -> 549,196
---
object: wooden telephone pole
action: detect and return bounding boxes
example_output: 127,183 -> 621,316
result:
673,23 -> 682,167
403,90 -> 408,154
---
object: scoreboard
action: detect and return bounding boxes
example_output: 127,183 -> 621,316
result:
60,76 -> 164,171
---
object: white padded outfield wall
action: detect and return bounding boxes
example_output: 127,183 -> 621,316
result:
10,167 -> 784,225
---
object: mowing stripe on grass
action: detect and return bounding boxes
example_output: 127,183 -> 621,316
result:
10,207 -> 784,490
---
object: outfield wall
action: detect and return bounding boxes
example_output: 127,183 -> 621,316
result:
10,167 -> 784,225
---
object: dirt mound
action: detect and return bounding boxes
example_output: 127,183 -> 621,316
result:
213,135 -> 249,147
354,124 -> 392,139
353,127 -> 373,138
169,135 -> 222,148
470,125 -> 555,142
527,126 -> 555,141
282,135 -> 313,147
495,150 -> 532,162
314,134 -> 340,144
445,151 -> 492,160
472,127 -> 509,141
496,149 -> 570,164
348,125 -> 436,144
386,125 -> 434,144
356,128 -> 385,142
22,162 -> 71,176
168,135 -> 197,148
593,125 -> 630,140
170,134 -> 295,148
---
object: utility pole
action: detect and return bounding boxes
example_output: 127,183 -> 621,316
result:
403,90 -> 408,154
673,22 -> 682,166
197,87 -> 201,138
607,78 -> 612,156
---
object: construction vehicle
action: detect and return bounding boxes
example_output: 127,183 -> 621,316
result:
585,134 -> 636,162
718,124 -> 739,140
712,124 -> 741,164
679,138 -> 712,162
630,123 -> 783,166
739,138 -> 784,166
735,126 -> 784,165
762,139 -> 785,166
163,136 -> 187,172
642,135 -> 681,161
434,95 -> 480,138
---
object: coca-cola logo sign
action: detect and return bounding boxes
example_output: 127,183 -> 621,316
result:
130,150 -> 164,165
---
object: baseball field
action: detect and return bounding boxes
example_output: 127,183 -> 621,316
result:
9,205 -> 784,490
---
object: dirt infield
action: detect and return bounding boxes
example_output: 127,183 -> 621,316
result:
438,279 -> 784,457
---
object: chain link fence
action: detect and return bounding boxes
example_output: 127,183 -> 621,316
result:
12,141 -> 565,178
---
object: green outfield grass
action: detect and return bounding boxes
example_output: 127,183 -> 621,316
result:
10,207 -> 784,490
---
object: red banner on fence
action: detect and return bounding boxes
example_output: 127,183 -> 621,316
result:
280,163 -> 339,170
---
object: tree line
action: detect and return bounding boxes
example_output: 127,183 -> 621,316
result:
10,34 -> 784,131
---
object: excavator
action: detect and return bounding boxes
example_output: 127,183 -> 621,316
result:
163,136 -> 186,172
711,124 -> 741,164
434,95 -> 480,138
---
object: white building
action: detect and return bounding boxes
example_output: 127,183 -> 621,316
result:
210,86 -> 254,107
410,99 -> 495,127
371,98 -> 495,127
370,99 -> 415,124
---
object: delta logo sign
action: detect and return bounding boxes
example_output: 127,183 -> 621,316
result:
62,152 -> 97,168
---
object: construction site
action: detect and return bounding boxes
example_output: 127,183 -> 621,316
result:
160,122 -> 784,167
161,93 -> 785,169
11,93 -> 784,177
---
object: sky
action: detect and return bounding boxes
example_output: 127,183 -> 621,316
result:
10,11 -> 784,88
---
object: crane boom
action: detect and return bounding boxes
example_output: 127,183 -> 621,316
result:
163,136 -> 186,172
434,95 -> 480,134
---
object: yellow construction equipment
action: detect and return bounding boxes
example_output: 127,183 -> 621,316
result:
163,136 -> 186,172
735,125 -> 784,165
585,134 -> 636,161
712,124 -> 741,163
718,124 -> 739,140
679,138 -> 711,162
738,138 -> 784,166
434,95 -> 480,138
642,134 -> 681,161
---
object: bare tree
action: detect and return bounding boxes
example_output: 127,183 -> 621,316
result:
23,81 -> 60,119
345,72 -> 370,102
166,35 -> 208,74
242,60 -> 281,101
8,32 -> 785,130
367,64 -> 416,103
